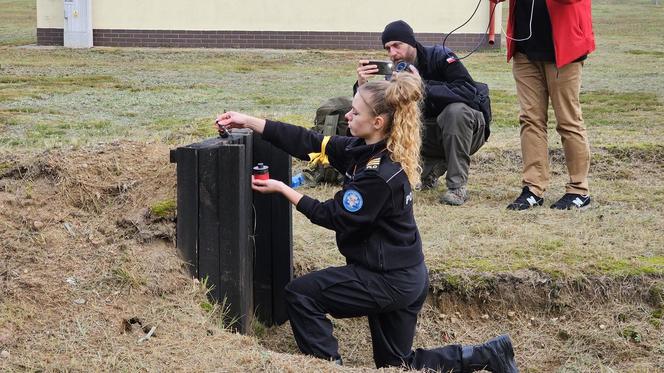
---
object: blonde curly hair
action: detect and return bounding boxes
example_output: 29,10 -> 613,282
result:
358,73 -> 423,187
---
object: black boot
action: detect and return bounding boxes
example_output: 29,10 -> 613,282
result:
419,157 -> 445,190
461,335 -> 518,373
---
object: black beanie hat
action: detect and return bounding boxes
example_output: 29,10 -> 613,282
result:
381,20 -> 417,47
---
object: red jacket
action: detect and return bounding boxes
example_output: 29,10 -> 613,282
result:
505,0 -> 595,68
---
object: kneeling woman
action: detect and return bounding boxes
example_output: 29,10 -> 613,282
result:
216,73 -> 517,373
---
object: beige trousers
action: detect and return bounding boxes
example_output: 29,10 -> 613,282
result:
512,53 -> 590,196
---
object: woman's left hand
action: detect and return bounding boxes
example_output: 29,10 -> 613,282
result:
252,177 -> 285,194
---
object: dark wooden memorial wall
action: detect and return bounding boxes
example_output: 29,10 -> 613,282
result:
170,130 -> 292,333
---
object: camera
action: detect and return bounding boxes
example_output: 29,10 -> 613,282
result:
363,60 -> 393,75
395,60 -> 412,73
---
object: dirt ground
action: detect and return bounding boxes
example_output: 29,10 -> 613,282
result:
1,141 -> 662,372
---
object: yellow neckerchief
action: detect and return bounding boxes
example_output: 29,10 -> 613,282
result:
308,135 -> 331,166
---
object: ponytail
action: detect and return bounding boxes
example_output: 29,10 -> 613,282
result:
358,73 -> 423,186
384,73 -> 423,187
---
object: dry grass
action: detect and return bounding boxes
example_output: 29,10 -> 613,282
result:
2,143 -> 661,372
0,143 -> 378,372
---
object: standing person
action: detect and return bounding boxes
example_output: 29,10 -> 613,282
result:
355,20 -> 492,206
216,73 -> 517,372
492,0 -> 595,210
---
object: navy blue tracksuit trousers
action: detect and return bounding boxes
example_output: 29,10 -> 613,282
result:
284,262 -> 464,371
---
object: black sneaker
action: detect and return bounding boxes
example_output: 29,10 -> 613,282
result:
506,186 -> 543,211
550,193 -> 591,210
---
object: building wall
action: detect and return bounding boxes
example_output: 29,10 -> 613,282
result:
37,0 -> 502,49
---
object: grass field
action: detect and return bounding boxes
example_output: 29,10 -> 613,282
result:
1,0 -> 664,371
0,0 -> 35,46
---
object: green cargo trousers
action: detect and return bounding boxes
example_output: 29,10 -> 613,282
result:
421,102 -> 486,189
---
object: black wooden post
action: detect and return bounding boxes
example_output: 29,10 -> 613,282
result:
252,133 -> 293,326
170,129 -> 292,333
172,147 -> 198,276
217,144 -> 252,331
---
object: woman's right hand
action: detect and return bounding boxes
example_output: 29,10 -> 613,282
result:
214,111 -> 266,134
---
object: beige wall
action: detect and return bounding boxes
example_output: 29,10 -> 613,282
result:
37,0 -> 501,34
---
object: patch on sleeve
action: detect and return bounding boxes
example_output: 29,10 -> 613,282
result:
365,157 -> 381,170
342,189 -> 363,212
446,56 -> 458,64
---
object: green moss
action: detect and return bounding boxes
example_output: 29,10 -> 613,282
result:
642,257 -> 664,274
441,273 -> 463,290
619,326 -> 642,343
435,272 -> 496,297
200,301 -> 214,313
544,269 -> 566,281
150,199 -> 176,218
593,257 -> 664,276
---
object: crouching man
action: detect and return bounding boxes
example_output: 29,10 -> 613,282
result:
355,20 -> 491,206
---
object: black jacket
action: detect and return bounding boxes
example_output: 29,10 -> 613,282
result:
263,120 -> 424,272
414,43 -> 480,117
353,42 -> 492,139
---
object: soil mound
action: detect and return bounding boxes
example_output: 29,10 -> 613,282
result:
1,142 -> 662,371
0,142 -> 356,372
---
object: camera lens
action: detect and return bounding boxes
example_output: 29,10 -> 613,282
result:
395,61 -> 410,73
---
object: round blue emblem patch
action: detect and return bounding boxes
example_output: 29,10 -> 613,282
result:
342,189 -> 363,212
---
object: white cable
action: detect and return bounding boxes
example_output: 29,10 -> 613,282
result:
501,0 -> 535,42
